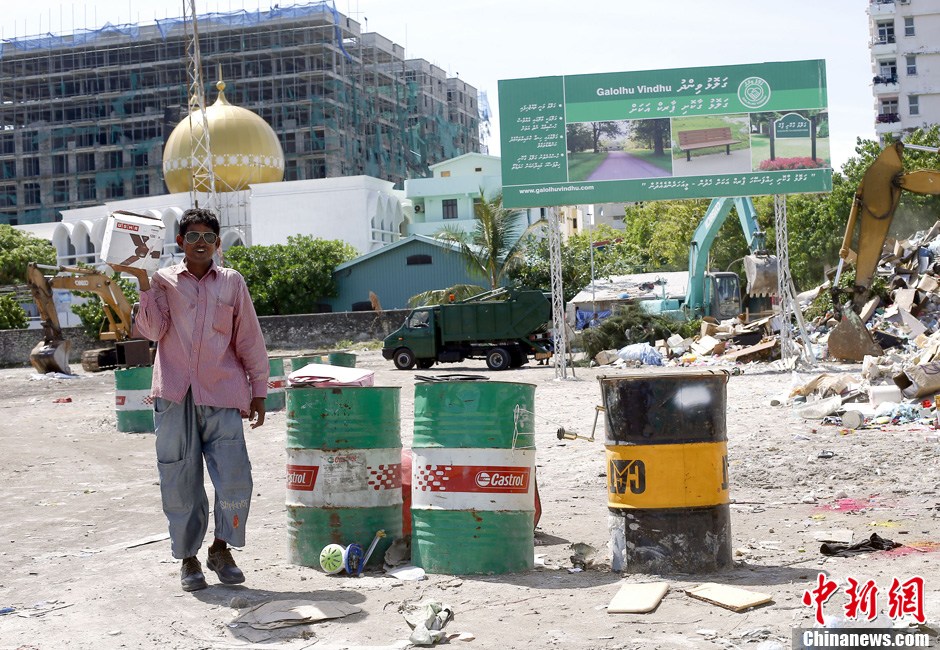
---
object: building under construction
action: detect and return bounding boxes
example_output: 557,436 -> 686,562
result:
0,2 -> 482,226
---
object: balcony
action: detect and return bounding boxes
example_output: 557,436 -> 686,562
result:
873,74 -> 899,94
871,36 -> 897,56
876,112 -> 900,123
869,0 -> 895,16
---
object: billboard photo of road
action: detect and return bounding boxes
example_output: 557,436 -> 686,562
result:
566,118 -> 673,182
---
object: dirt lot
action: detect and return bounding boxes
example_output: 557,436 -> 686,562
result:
1,351 -> 939,649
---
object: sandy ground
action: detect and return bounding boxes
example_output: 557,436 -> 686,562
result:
1,351 -> 939,650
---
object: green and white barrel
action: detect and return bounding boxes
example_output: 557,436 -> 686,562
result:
285,386 -> 402,568
290,355 -> 324,373
265,358 -> 287,412
327,352 -> 357,368
114,366 -> 154,433
411,381 -> 536,575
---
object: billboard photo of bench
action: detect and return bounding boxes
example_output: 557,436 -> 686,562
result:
671,115 -> 752,177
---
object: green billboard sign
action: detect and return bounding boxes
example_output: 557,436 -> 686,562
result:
498,59 -> 831,208
774,112 -> 812,138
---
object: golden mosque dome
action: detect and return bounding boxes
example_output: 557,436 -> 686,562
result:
163,80 -> 285,193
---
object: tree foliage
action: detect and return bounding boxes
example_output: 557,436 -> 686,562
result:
0,293 -> 27,330
224,235 -> 357,316
509,223 -> 642,302
630,119 -> 671,155
0,225 -> 56,285
435,192 -> 538,289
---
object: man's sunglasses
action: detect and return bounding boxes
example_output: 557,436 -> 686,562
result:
183,231 -> 219,245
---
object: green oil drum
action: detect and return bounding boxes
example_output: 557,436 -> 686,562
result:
290,355 -> 325,373
327,352 -> 357,368
285,386 -> 402,568
265,357 -> 287,412
598,369 -> 732,574
114,366 -> 154,433
411,381 -> 536,575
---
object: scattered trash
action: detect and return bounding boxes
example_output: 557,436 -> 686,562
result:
387,565 -> 426,581
819,533 -> 902,557
400,600 -> 453,646
607,582 -> 669,614
384,537 -> 411,568
52,397 -> 72,403
568,542 -> 597,570
229,599 -> 361,643
0,607 -> 14,615
817,450 -> 836,459
685,583 -> 773,612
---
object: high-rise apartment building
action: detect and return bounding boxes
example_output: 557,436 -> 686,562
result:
869,0 -> 940,142
0,2 -> 481,226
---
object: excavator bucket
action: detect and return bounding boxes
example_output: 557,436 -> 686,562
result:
29,339 -> 71,375
827,309 -> 883,362
743,254 -> 780,297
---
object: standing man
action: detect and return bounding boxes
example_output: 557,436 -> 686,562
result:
113,207 -> 269,592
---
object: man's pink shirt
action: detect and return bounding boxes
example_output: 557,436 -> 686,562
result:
135,261 -> 269,414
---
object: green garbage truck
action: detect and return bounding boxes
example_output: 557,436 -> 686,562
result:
382,288 -> 553,370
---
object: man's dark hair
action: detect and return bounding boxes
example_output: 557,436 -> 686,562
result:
179,208 -> 221,236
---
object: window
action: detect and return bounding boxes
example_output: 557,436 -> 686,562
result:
406,254 -> 432,265
0,161 -> 15,179
877,59 -> 897,83
906,55 -> 917,75
473,197 -> 482,217
76,153 -> 95,172
21,132 -> 39,153
876,21 -> 895,43
0,185 -> 16,207
909,95 -> 920,116
440,170 -> 450,177
24,182 -> 41,205
78,178 -> 96,201
53,156 -> 69,174
105,180 -> 125,199
442,199 -> 458,219
22,158 -> 39,177
904,16 -> 914,37
134,173 -> 150,196
0,136 -> 13,155
106,151 -> 123,169
133,152 -> 148,167
53,180 -> 69,203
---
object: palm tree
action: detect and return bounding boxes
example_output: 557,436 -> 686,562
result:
434,191 -> 541,289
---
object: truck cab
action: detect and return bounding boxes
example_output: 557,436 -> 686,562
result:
383,308 -> 438,369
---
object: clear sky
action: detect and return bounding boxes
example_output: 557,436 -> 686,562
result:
1,0 -> 875,171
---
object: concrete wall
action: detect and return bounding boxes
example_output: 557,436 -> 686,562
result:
0,309 -> 410,368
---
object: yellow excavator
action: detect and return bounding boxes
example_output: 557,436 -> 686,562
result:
26,262 -> 148,374
829,141 -> 940,361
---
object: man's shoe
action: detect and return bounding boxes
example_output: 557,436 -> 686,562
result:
206,546 -> 245,585
180,556 -> 208,592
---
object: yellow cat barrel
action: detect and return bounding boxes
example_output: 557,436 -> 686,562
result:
598,369 -> 731,573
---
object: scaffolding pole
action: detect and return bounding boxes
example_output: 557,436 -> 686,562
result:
548,206 -> 569,379
773,194 -> 815,367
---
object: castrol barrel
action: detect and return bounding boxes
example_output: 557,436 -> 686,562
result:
265,357 -> 287,412
285,385 -> 402,568
114,366 -> 154,433
598,369 -> 731,573
411,381 -> 536,575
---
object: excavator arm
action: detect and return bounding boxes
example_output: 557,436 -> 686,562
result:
828,141 -> 940,360
26,263 -> 136,374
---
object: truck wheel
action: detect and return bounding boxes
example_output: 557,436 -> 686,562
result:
486,347 -> 511,370
416,359 -> 434,369
393,348 -> 416,370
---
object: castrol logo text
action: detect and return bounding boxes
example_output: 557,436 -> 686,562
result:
286,464 -> 318,491
414,464 -> 531,493
475,470 -> 529,490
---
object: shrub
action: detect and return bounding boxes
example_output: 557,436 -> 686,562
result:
758,157 -> 827,171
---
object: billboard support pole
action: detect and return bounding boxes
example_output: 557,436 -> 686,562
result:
548,206 -> 570,380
